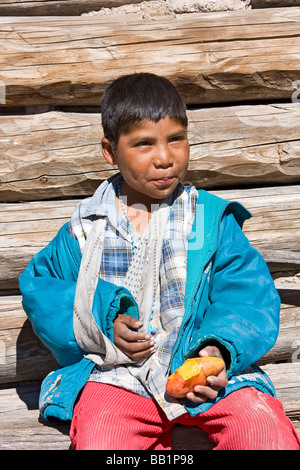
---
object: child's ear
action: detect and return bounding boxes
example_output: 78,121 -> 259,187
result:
101,137 -> 117,165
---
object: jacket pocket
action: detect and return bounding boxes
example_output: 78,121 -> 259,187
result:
39,358 -> 95,422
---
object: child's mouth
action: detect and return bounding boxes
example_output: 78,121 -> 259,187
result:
154,177 -> 174,185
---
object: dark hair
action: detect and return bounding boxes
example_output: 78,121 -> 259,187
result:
101,73 -> 188,148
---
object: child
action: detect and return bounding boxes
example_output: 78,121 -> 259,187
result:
19,73 -> 300,450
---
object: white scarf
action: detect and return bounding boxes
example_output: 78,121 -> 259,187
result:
73,176 -> 171,365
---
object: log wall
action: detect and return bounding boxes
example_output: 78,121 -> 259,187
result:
1,104 -> 300,202
2,8 -> 300,107
0,0 -> 299,450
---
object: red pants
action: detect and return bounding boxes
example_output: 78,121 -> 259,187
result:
70,382 -> 300,450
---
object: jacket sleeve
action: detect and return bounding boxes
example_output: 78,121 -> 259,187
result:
197,211 -> 281,378
19,224 -> 85,367
19,223 -> 140,368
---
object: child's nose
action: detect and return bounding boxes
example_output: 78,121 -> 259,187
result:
153,145 -> 173,167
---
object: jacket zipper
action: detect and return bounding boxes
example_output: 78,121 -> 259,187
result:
69,361 -> 95,418
169,207 -> 226,373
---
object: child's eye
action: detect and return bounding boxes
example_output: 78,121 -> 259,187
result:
136,141 -> 151,147
170,135 -> 185,143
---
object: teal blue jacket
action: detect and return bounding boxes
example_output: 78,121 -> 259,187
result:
19,190 -> 280,421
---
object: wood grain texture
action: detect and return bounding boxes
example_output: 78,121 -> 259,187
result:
251,0 -> 300,8
0,0 -> 149,16
1,104 -> 300,202
1,8 -> 300,106
257,285 -> 300,364
0,295 -> 58,385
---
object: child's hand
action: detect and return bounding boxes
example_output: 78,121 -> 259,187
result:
113,314 -> 155,361
185,345 -> 228,404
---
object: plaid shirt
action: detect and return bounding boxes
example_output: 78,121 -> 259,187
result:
68,174 -> 198,420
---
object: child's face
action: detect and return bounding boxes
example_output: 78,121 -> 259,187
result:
102,116 -> 189,208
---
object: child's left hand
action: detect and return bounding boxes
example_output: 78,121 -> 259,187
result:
185,345 -> 228,404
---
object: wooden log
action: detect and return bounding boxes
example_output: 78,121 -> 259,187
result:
0,185 -> 299,291
257,250 -> 300,270
257,285 -> 300,365
0,0 -> 150,16
211,185 -> 300,257
187,104 -> 300,191
251,1 -> 300,8
1,104 -> 300,202
0,111 -> 106,202
261,362 -> 300,423
0,362 -> 299,450
0,295 -> 58,385
0,199 -> 76,291
0,384 -> 71,450
2,8 -> 300,106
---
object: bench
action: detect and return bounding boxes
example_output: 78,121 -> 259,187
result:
0,302 -> 300,450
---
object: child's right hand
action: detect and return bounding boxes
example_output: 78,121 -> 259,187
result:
113,314 -> 155,361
